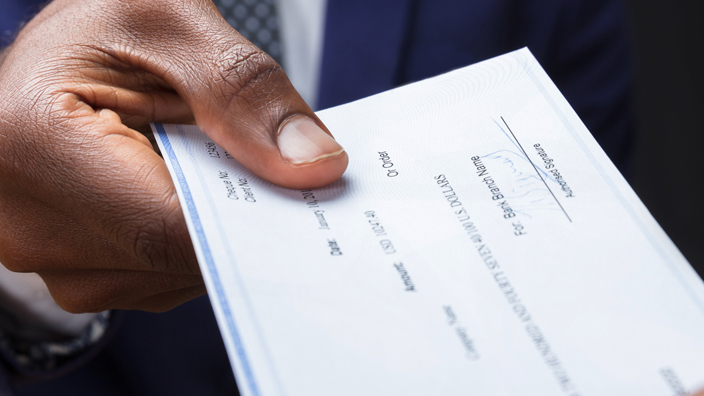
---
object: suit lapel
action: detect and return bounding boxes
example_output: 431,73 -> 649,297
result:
317,0 -> 414,109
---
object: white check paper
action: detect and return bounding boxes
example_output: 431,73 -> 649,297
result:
153,48 -> 704,396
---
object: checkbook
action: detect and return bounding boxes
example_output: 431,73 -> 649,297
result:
152,48 -> 704,396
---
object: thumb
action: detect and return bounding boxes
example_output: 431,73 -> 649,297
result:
191,56 -> 349,189
133,1 -> 348,189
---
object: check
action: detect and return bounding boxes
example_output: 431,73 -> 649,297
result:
152,48 -> 704,396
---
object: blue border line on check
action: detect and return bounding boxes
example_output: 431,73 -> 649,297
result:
154,124 -> 261,396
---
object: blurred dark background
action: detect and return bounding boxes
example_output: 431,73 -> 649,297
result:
625,0 -> 704,273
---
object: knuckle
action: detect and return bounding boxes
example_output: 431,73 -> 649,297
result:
128,194 -> 197,274
110,0 -> 186,23
210,44 -> 284,106
130,218 -> 170,270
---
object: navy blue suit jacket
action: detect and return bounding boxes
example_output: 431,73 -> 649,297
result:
0,0 -> 632,395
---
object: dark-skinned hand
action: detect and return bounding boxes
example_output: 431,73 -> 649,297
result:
0,0 -> 348,313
